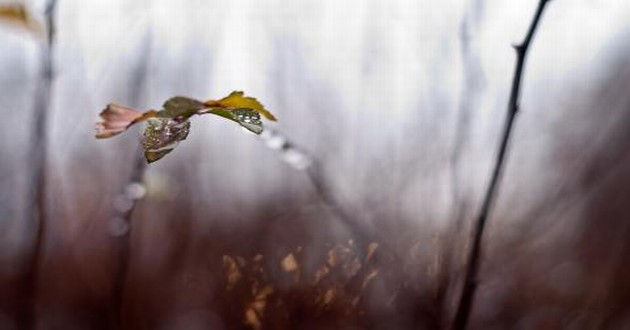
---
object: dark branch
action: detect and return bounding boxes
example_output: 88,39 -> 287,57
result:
451,1 -> 551,329
20,0 -> 57,327
109,32 -> 153,329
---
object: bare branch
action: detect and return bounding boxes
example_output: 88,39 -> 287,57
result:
451,1 -> 551,329
20,0 -> 57,327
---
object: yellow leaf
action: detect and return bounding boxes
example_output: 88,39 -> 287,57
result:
0,5 -> 27,23
244,307 -> 262,330
0,5 -> 42,35
366,242 -> 379,262
281,253 -> 298,272
204,91 -> 277,121
222,255 -> 243,288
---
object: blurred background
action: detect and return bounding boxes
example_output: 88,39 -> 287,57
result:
1,0 -> 630,328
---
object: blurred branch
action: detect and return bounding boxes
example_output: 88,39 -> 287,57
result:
451,1 -> 551,329
108,32 -> 153,329
439,0 -> 485,325
259,128 -> 383,255
110,150 -> 147,329
20,0 -> 57,327
450,0 -> 485,206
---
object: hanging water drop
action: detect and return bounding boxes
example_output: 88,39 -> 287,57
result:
231,109 -> 263,135
108,217 -> 130,237
142,118 -> 191,163
260,129 -> 287,150
125,182 -> 147,200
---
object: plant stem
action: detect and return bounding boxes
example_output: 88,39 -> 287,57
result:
451,1 -> 551,329
258,128 -> 380,255
20,0 -> 57,327
108,32 -> 153,329
438,0 -> 485,326
110,150 -> 147,330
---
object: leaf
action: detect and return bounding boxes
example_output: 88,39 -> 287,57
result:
95,92 -> 276,164
0,5 -> 42,35
204,91 -> 277,121
281,253 -> 298,273
0,5 -> 27,24
142,117 -> 191,163
204,108 -> 234,121
204,108 -> 264,135
162,96 -> 205,119
130,110 -> 159,126
95,104 -> 157,139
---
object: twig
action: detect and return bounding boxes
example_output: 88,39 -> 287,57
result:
108,32 -> 153,329
20,0 -> 57,327
450,0 -> 485,203
451,1 -> 551,329
438,0 -> 485,326
109,150 -> 147,329
258,128 -> 381,255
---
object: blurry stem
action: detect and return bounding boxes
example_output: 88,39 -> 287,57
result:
439,0 -> 484,325
451,1 -> 551,329
259,129 -> 382,255
109,32 -> 152,329
21,0 -> 57,327
450,0 -> 485,205
306,159 -> 375,250
110,150 -> 146,329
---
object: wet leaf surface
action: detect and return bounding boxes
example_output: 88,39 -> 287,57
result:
142,118 -> 191,163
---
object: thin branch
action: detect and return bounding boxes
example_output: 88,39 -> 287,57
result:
258,128 -> 383,255
109,149 -> 147,330
451,1 -> 551,329
20,0 -> 57,327
439,0 -> 485,324
108,32 -> 153,329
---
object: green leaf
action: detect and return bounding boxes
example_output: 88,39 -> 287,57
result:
205,108 -> 234,121
142,117 -> 191,163
205,108 -> 264,135
162,96 -> 205,119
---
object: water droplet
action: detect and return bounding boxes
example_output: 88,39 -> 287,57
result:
231,109 -> 263,134
282,149 -> 312,170
125,182 -> 147,200
108,217 -> 130,237
148,118 -> 164,131
142,118 -> 191,162
240,127 -> 257,135
261,131 -> 286,150
113,195 -> 134,212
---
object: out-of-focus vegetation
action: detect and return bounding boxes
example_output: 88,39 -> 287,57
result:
1,0 -> 630,329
